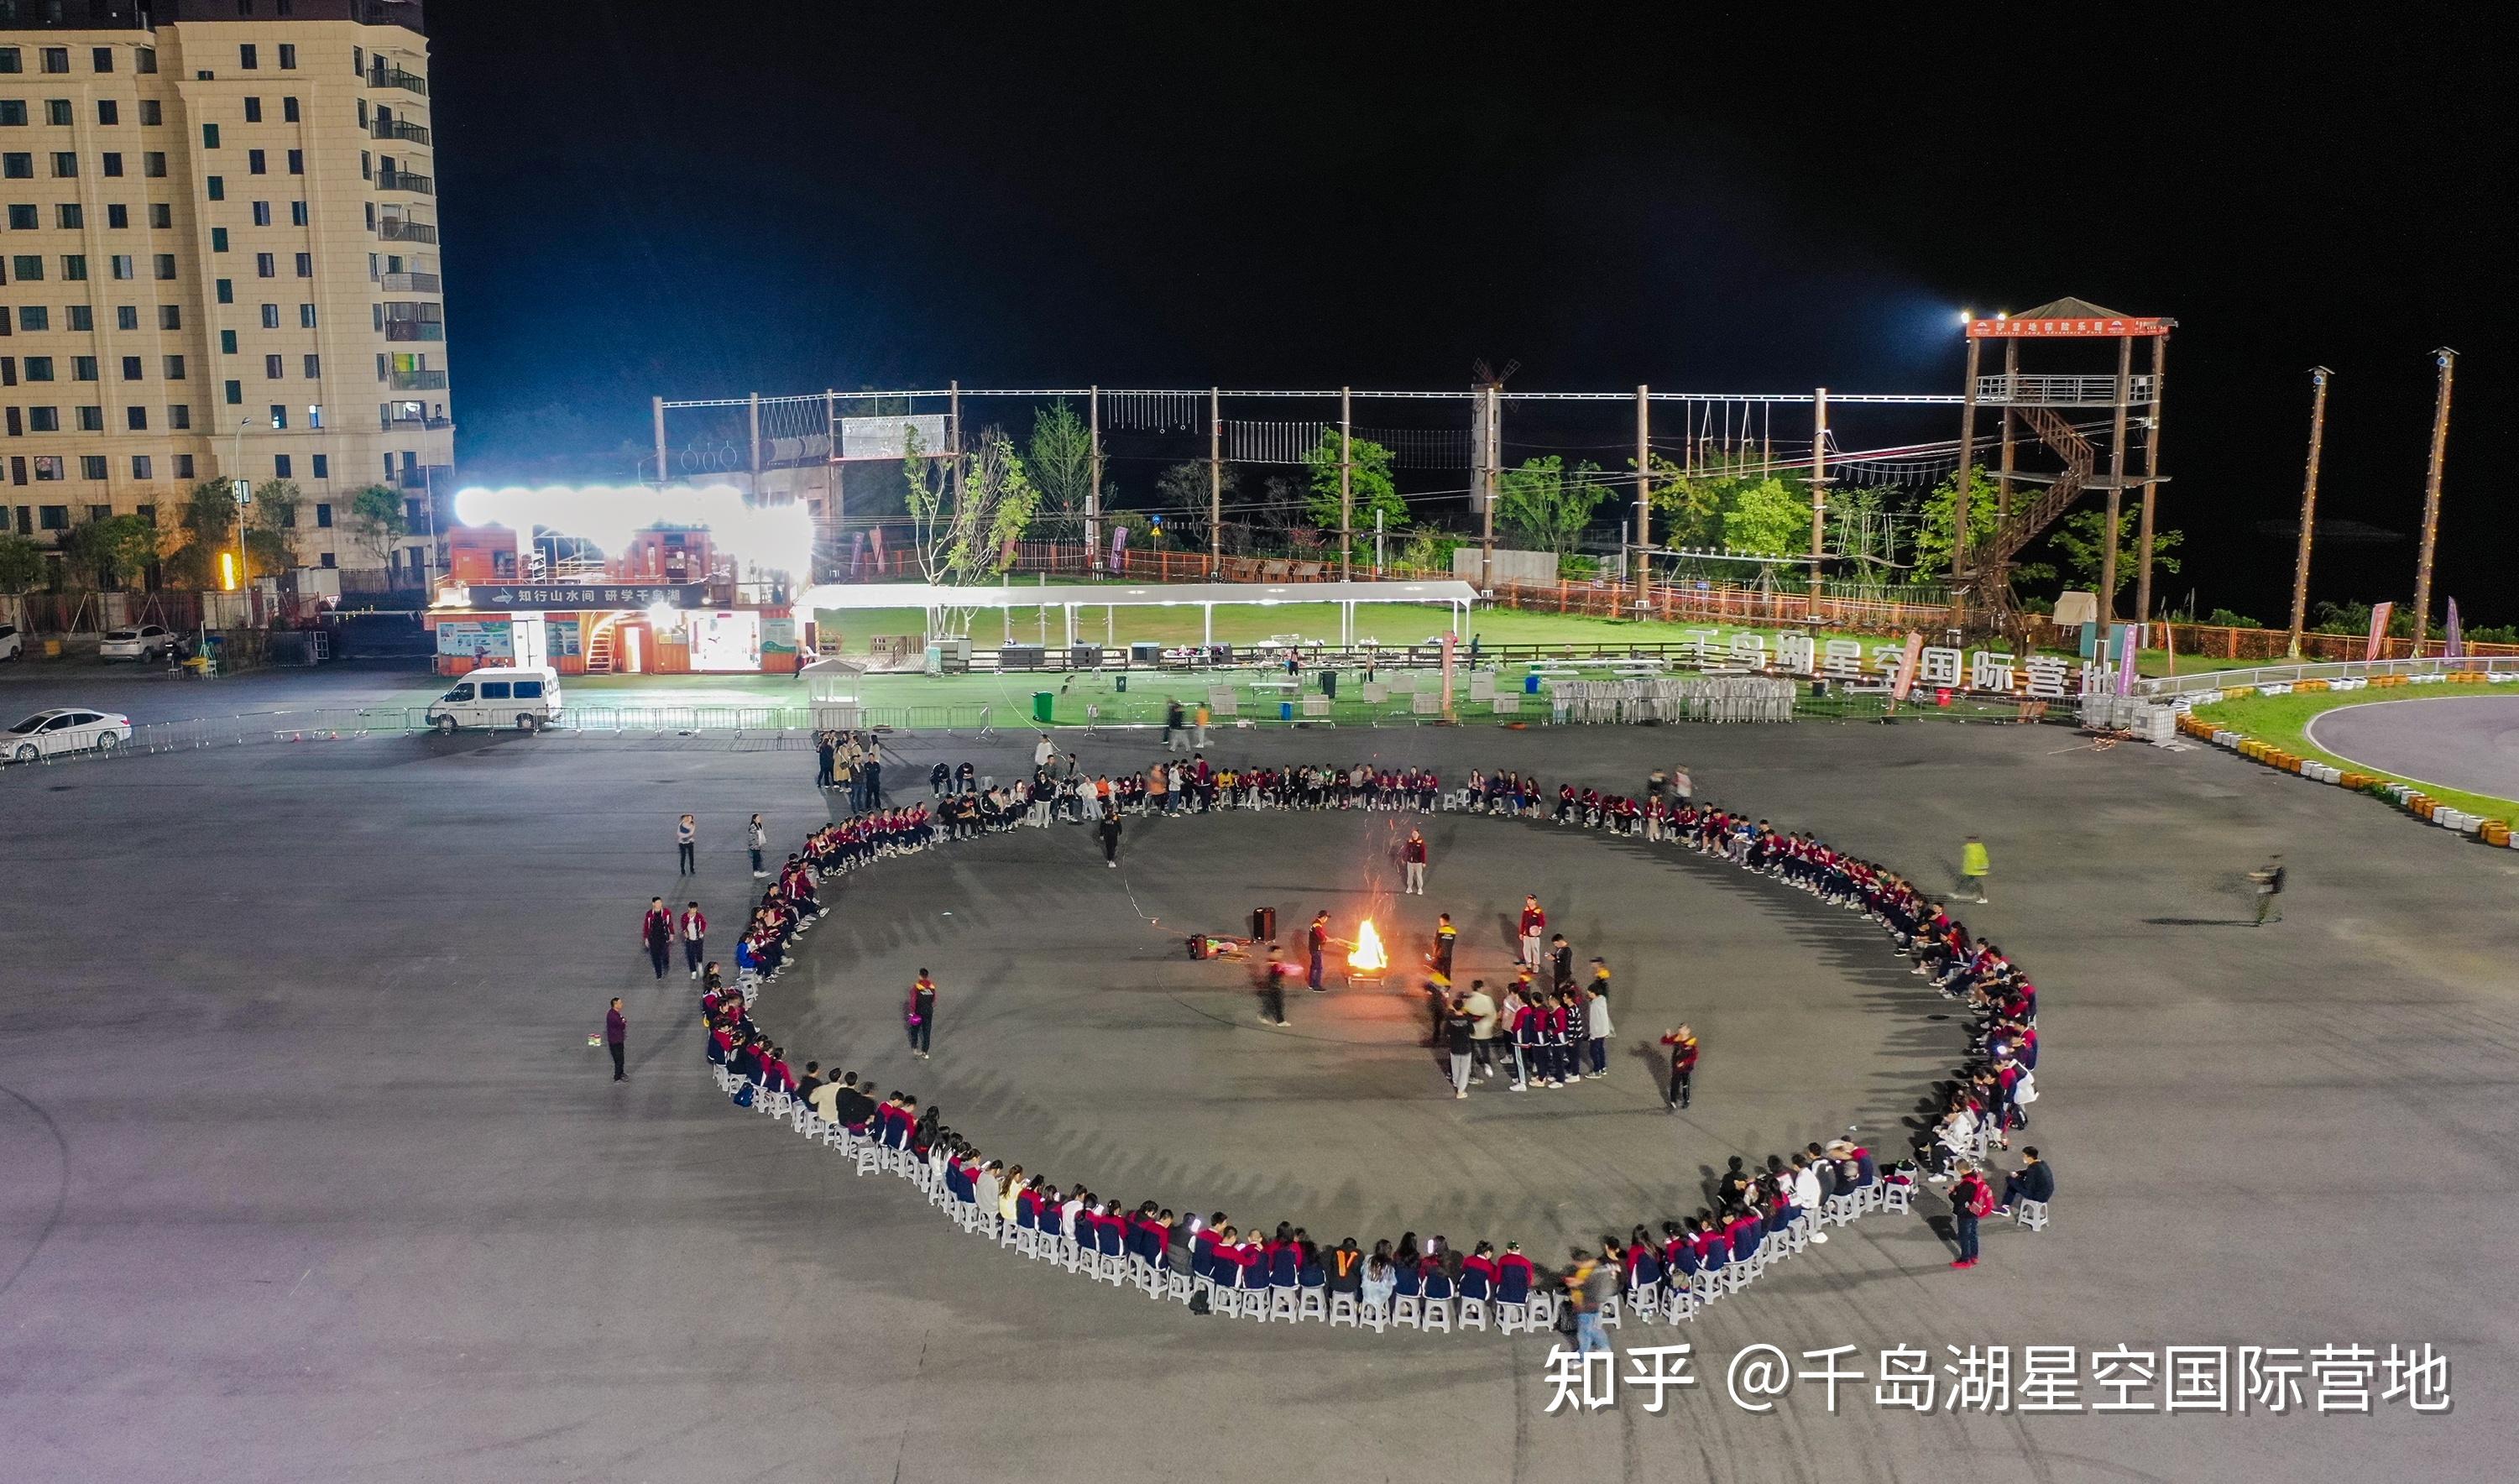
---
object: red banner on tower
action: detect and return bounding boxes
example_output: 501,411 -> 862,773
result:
1969,316 -> 2171,339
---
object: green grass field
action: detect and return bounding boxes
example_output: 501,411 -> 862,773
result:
2189,687 -> 2519,822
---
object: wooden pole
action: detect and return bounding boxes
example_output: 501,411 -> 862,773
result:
2098,337 -> 2133,624
1339,385 -> 1353,583
948,380 -> 963,509
1088,385 -> 1102,571
1480,384 -> 1499,592
2133,332 -> 2168,627
1995,342 -> 2017,523
747,391 -> 761,483
1808,388 -> 1827,608
1208,386 -> 1222,574
2285,368 -> 2333,660
2411,347 -> 2457,654
1952,337 -> 1981,625
1633,384 -> 1649,608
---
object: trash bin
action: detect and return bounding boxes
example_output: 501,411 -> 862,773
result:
1115,673 -> 1128,692
1524,672 -> 1542,694
1032,692 -> 1055,724
1251,907 -> 1277,942
1320,670 -> 1338,699
1280,701 -> 1294,720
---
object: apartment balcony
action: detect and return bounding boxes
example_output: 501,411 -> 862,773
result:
384,321 -> 445,342
390,369 -> 448,391
376,170 -> 435,195
379,271 -> 442,293
369,65 -> 429,95
371,118 -> 432,146
379,218 -> 438,244
397,462 -> 454,491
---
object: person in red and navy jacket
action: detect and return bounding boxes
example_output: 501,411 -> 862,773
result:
1497,1242 -> 1535,1306
1459,1242 -> 1498,1303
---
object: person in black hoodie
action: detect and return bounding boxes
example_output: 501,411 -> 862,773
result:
1994,1147 -> 2054,1215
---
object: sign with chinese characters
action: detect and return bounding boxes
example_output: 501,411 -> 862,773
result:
468,583 -> 708,610
434,619 -> 512,661
1672,630 -> 2103,699
1969,316 -> 2171,339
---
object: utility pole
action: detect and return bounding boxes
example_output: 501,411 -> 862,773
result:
948,379 -> 963,509
1952,337 -> 1981,626
1480,383 -> 1499,592
2411,347 -> 2457,655
2285,368 -> 2333,660
1087,384 -> 1102,570
747,391 -> 762,487
1633,385 -> 1650,609
2097,336 -> 2134,624
1339,385 -> 1353,583
1208,386 -> 1222,574
1995,341 -> 2017,523
651,395 -> 668,486
1808,388 -> 1828,607
2133,332 -> 2169,627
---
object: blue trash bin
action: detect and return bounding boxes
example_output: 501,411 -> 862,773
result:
1280,701 -> 1294,721
1524,672 -> 1542,694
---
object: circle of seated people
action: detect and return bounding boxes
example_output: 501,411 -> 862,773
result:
699,751 -> 2054,1333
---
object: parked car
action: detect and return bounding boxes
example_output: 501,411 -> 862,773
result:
99,624 -> 180,662
424,666 -> 566,734
4,707 -> 134,762
0,622 -> 22,661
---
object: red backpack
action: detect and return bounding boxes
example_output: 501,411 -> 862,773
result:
1963,1178 -> 1996,1218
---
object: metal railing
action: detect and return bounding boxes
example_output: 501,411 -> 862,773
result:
376,169 -> 434,194
2134,655 -> 2519,700
379,270 -> 441,293
384,321 -> 445,342
389,368 -> 447,390
368,65 -> 428,95
1974,374 -> 2156,406
379,218 -> 438,243
371,118 -> 431,145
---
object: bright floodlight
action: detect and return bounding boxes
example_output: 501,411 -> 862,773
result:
1958,308 -> 1973,325
451,483 -> 816,575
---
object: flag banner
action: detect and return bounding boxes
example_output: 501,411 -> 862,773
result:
2446,598 -> 2464,658
2114,624 -> 2138,696
2365,602 -> 2394,661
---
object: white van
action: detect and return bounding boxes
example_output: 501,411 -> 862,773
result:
425,666 -> 565,734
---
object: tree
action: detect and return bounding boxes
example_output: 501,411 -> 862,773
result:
245,478 -> 304,575
1299,429 -> 1403,551
1911,466 -> 2002,583
345,484 -> 409,573
1026,401 -> 1095,538
902,425 -> 1042,635
1153,460 -> 1235,553
2047,506 -> 2182,601
160,479 -> 244,588
1636,453 -> 1722,551
1721,476 -> 1811,557
0,531 -> 47,595
1494,455 -> 1610,556
56,515 -> 163,590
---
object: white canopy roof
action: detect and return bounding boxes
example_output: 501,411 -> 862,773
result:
792,579 -> 1478,611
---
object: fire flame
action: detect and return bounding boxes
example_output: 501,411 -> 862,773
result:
1350,919 -> 1388,972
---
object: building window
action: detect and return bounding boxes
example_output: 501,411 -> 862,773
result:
76,405 -> 103,431
290,200 -> 307,227
153,255 -> 174,280
140,99 -> 160,126
132,455 -> 152,479
80,455 -> 107,480
169,404 -> 191,429
0,101 -> 20,127
3,204 -> 29,229
96,100 -> 119,126
46,99 -> 72,126
293,253 -> 311,278
286,149 -> 302,175
126,405 -> 146,430
143,151 -> 165,178
251,201 -> 270,227
312,459 -> 329,484
60,254 -> 86,280
93,47 -> 116,75
274,453 -> 291,478
175,453 -> 193,478
298,303 -> 316,328
211,227 -> 230,252
0,48 -> 19,76
149,202 -> 169,228
42,48 -> 71,76
109,253 -> 133,280
259,304 -> 278,328
220,330 -> 237,353
119,355 -> 140,379
202,123 -> 221,150
264,353 -> 282,379
222,379 -> 241,405
359,150 -> 370,180
18,305 -> 49,329
99,152 -> 123,177
318,551 -> 334,568
164,355 -> 185,379
72,356 -> 97,382
283,97 -> 300,123
362,201 -> 374,232
2,154 -> 30,180
254,252 -> 274,278
106,204 -> 128,229
240,44 -> 259,71
248,149 -> 266,175
50,151 -> 76,178
303,354 -> 320,379
55,203 -> 81,229
268,403 -> 287,429
158,306 -> 179,330
206,175 -> 224,201
280,44 -> 298,71
67,306 -> 91,332
243,97 -> 263,124
29,405 -> 58,430
138,49 -> 157,76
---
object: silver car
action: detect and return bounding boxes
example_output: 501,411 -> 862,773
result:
5,708 -> 135,763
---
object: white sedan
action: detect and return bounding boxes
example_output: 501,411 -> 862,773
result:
99,624 -> 180,662
5,708 -> 134,763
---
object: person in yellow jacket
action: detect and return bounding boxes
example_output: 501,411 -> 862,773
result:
1960,836 -> 1990,904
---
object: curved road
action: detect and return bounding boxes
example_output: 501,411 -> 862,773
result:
2305,692 -> 2519,801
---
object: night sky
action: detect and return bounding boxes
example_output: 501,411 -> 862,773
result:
427,6 -> 2516,624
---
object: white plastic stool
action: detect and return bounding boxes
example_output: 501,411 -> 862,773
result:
1421,1298 -> 1453,1333
1298,1288 -> 1327,1322
1392,1295 -> 1423,1330
1457,1297 -> 1488,1331
2014,1199 -> 2050,1231
1328,1293 -> 1359,1328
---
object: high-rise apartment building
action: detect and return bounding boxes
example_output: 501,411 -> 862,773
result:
0,0 -> 448,586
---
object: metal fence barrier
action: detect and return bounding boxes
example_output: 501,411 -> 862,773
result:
2132,655 -> 2519,700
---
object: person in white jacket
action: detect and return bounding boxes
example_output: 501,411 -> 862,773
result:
1790,1156 -> 1828,1244
1583,966 -> 1615,1079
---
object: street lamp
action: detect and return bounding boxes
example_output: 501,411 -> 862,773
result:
230,418 -> 255,619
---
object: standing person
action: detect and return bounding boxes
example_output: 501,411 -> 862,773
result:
1671,765 -> 1693,806
1583,966 -> 1613,1079
1257,945 -> 1289,1027
907,969 -> 937,1058
1659,1023 -> 1698,1110
1549,933 -> 1575,991
640,896 -> 673,980
1948,1158 -> 1993,1269
680,900 -> 708,979
815,731 -> 837,789
1462,976 -> 1499,1080
604,998 -> 627,1081
748,813 -> 768,879
1163,698 -> 1187,753
1307,912 -> 1331,991
1402,829 -> 1429,896
1960,835 -> 1990,905
1445,995 -> 1476,1100
1518,895 -> 1546,968
1035,732 -> 1056,771
863,744 -> 885,810
1098,807 -> 1123,868
1429,913 -> 1457,980
1193,702 -> 1210,749
2249,854 -> 2286,926
1565,1247 -> 1612,1355
676,814 -> 697,875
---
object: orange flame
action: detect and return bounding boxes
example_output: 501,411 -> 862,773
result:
1350,919 -> 1388,972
